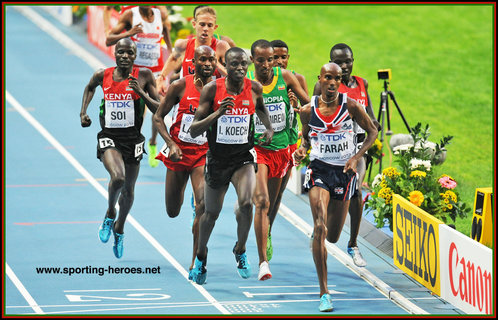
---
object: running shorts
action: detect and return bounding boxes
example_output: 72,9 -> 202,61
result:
96,131 -> 145,165
204,149 -> 257,189
254,145 -> 291,179
155,142 -> 207,172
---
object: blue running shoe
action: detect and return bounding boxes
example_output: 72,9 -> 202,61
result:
319,293 -> 334,312
347,246 -> 367,267
266,232 -> 273,261
98,217 -> 114,243
112,229 -> 124,259
188,268 -> 193,281
191,257 -> 207,285
233,244 -> 251,279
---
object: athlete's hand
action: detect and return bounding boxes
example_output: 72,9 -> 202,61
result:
128,23 -> 143,37
288,89 -> 299,113
293,146 -> 308,164
343,157 -> 358,174
156,77 -> 168,96
257,128 -> 273,146
168,143 -> 183,162
80,113 -> 91,127
128,74 -> 143,95
217,96 -> 235,116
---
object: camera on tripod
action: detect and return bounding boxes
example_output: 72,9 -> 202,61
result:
377,68 -> 392,81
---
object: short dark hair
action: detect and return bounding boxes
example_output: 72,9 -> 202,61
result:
329,43 -> 353,59
270,39 -> 288,51
251,39 -> 272,56
225,47 -> 247,62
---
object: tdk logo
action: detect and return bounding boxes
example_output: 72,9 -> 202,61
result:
268,104 -> 283,112
320,133 -> 346,141
222,116 -> 247,123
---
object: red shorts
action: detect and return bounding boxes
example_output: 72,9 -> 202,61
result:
156,141 -> 207,172
254,145 -> 291,179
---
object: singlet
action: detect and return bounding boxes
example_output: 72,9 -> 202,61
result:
247,67 -> 291,150
207,77 -> 255,158
180,37 -> 221,78
339,76 -> 368,135
168,75 -> 208,149
99,67 -> 144,138
129,7 -> 164,73
288,69 -> 300,145
308,94 -> 356,166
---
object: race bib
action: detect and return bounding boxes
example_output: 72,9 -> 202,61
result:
216,115 -> 250,144
254,102 -> 286,133
310,132 -> 356,163
104,100 -> 135,128
98,137 -> 115,149
178,113 -> 207,145
135,41 -> 160,67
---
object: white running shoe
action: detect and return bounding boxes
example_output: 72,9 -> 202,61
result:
347,246 -> 367,267
258,261 -> 272,281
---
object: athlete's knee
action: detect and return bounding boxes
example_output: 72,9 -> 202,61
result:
326,230 -> 340,243
252,193 -> 270,212
109,174 -> 125,189
237,199 -> 253,215
313,221 -> 327,240
165,203 -> 181,218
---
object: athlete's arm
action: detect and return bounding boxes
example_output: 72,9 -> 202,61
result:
128,69 -> 160,113
105,10 -> 142,47
156,39 -> 188,95
252,80 -> 273,146
344,98 -> 378,173
282,69 -> 310,106
293,103 -> 311,163
80,69 -> 104,127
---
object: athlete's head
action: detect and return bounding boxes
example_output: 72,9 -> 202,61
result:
225,47 -> 249,82
193,45 -> 216,78
318,63 -> 342,100
192,6 -> 218,43
329,43 -> 354,83
270,39 -> 289,69
250,39 -> 274,79
115,38 -> 137,68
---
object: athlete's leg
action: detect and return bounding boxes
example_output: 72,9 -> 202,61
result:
309,186 -> 330,297
113,161 -> 141,234
325,198 -> 350,244
189,165 -> 205,270
231,164 -> 257,254
197,182 -> 229,260
165,169 -> 190,218
268,168 -> 291,232
102,148 -> 126,220
253,164 -> 270,264
347,156 -> 366,247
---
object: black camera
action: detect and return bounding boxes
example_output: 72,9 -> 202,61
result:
377,69 -> 392,80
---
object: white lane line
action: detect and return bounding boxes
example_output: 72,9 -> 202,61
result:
10,6 -> 229,315
5,263 -> 44,314
6,89 -> 228,315
277,203 -> 429,314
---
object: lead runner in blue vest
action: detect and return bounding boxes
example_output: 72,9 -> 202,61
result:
293,63 -> 377,312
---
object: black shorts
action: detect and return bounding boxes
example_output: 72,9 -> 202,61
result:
97,131 -> 145,165
204,149 -> 257,189
303,159 -> 358,201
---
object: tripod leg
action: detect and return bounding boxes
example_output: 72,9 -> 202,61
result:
388,91 -> 411,133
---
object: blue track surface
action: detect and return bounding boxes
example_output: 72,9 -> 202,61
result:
4,6 -> 465,316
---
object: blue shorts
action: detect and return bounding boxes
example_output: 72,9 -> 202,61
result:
303,160 -> 358,201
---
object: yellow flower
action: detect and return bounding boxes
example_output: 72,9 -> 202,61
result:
445,190 -> 457,202
409,190 -> 424,207
378,187 -> 393,204
447,204 -> 453,210
382,167 -> 400,178
410,170 -> 427,178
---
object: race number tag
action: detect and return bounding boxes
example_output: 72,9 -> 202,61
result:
98,137 -> 115,149
135,42 -> 160,67
254,102 -> 286,133
135,141 -> 144,158
104,100 -> 135,128
216,115 -> 250,144
178,113 -> 207,145
159,143 -> 170,158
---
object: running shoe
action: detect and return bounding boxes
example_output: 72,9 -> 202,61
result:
98,217 -> 114,243
148,142 -> 159,168
266,232 -> 273,261
347,246 -> 367,267
258,261 -> 272,281
191,257 -> 207,285
188,268 -> 193,281
112,229 -> 124,259
319,293 -> 334,312
233,244 -> 251,279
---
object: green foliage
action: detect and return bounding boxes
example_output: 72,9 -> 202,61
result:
365,123 -> 471,230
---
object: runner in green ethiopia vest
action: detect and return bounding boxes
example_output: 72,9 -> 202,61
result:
247,66 -> 291,150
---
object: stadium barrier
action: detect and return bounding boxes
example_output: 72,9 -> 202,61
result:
393,194 -> 493,314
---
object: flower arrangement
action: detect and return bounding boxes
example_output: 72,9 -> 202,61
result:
365,123 -> 470,230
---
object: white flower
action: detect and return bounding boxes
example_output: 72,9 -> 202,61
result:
171,6 -> 183,12
392,143 -> 412,155
372,174 -> 383,188
410,158 -> 432,171
168,13 -> 187,24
